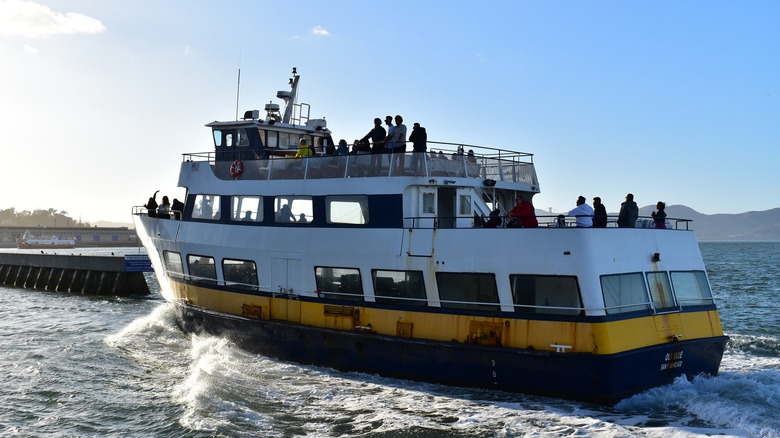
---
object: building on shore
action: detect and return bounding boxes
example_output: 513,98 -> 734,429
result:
0,226 -> 138,248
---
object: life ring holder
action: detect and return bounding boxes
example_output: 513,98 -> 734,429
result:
229,160 -> 244,179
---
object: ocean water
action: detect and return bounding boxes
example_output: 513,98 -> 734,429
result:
0,243 -> 778,437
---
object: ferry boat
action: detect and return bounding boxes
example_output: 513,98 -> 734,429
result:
132,68 -> 728,404
17,231 -> 76,249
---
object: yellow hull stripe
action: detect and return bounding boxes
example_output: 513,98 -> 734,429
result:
169,280 -> 725,355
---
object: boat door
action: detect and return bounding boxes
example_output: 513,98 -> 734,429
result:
455,187 -> 475,229
437,187 -> 456,229
271,256 -> 302,295
408,188 -> 436,257
270,256 -> 302,322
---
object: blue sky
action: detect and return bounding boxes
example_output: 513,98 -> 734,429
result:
1,0 -> 777,224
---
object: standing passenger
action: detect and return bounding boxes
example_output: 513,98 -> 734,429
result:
409,122 -> 427,174
568,196 -> 594,227
617,193 -> 639,228
652,201 -> 667,229
361,118 -> 387,152
592,197 -> 608,228
390,115 -> 407,173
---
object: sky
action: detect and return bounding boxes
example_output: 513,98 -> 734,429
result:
1,0 -> 778,224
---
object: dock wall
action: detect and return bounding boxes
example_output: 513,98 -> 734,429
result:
0,253 -> 151,296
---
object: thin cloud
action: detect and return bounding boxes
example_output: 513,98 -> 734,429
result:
0,0 -> 106,38
310,25 -> 330,37
23,43 -> 37,53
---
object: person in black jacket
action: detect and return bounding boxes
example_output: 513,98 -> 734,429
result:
409,122 -> 427,174
593,196 -> 608,228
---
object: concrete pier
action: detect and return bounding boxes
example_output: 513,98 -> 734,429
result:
0,253 -> 151,296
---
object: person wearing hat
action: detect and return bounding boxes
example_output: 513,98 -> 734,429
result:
592,196 -> 608,228
617,193 -> 638,228
568,195 -> 594,227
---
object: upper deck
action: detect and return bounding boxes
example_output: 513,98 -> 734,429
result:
185,141 -> 539,189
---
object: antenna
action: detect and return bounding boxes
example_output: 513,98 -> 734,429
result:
234,50 -> 242,120
235,68 -> 241,121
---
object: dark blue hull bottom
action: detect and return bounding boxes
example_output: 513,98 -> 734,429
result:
174,304 -> 728,405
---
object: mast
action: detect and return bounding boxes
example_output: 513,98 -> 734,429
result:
280,67 -> 299,124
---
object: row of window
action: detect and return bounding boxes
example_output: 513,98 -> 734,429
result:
190,194 -> 368,225
162,250 -> 713,316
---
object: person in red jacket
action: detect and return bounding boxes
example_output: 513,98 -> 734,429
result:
507,197 -> 538,228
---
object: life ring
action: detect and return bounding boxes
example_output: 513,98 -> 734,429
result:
229,160 -> 244,178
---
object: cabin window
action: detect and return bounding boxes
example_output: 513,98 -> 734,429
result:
670,271 -> 714,306
422,193 -> 435,214
436,273 -> 499,312
192,194 -> 221,220
275,196 -> 313,224
372,270 -> 426,306
279,132 -> 295,150
315,267 -> 363,301
266,130 -> 278,148
232,196 -> 262,223
600,273 -> 651,314
236,128 -> 250,146
187,254 -> 217,285
326,196 -> 368,225
222,258 -> 258,289
163,250 -> 184,279
458,194 -> 472,215
213,130 -> 224,147
646,272 -> 678,312
510,275 -> 582,315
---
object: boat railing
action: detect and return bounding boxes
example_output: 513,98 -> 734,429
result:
407,214 -> 693,230
182,142 -> 538,185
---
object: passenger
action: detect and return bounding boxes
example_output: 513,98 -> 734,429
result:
481,209 -> 502,228
324,142 -> 336,156
276,204 -> 295,222
157,196 -> 171,218
390,115 -> 407,173
568,196 -> 594,227
592,196 -> 608,228
201,198 -> 213,219
171,198 -> 185,220
409,122 -> 427,174
242,210 -> 253,221
383,115 -> 395,153
437,150 -> 445,159
294,138 -> 312,158
652,201 -> 667,229
322,132 -> 334,154
334,139 -> 349,156
507,197 -> 538,228
298,213 -> 307,223
144,190 -> 159,218
467,149 -> 476,163
617,193 -> 639,228
361,117 -> 387,153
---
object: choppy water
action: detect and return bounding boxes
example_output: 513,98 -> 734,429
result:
0,243 -> 778,437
